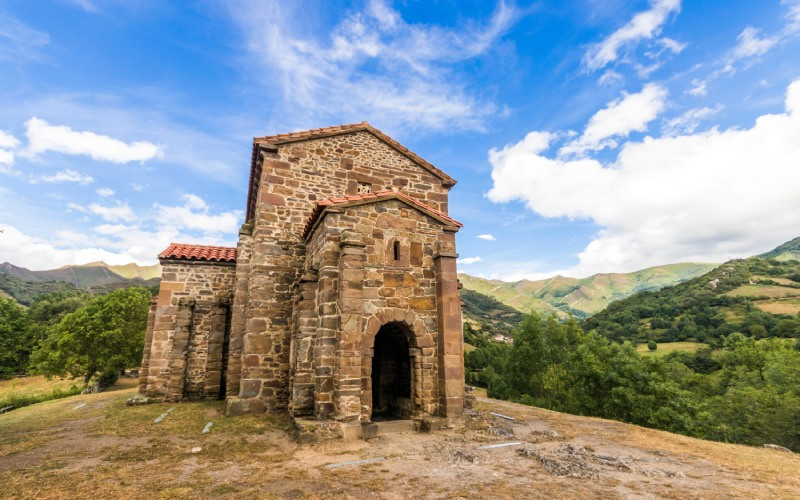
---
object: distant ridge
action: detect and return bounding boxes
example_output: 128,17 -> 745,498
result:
759,236 -> 800,262
460,262 -> 718,319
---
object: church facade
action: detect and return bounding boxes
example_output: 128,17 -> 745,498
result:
138,123 -> 465,437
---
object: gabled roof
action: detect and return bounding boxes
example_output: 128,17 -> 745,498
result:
303,190 -> 462,239
159,243 -> 237,263
246,122 -> 456,221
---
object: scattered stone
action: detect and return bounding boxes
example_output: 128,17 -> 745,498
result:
126,395 -> 155,406
489,411 -> 515,421
202,422 -> 213,434
72,403 -> 87,410
191,447 -> 202,453
763,444 -> 793,453
594,454 -> 633,472
526,429 -> 561,443
453,450 -> 479,464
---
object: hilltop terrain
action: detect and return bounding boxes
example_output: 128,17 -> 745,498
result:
0,380 -> 797,498
460,262 -> 717,319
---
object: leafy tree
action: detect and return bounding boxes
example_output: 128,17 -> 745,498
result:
0,298 -> 31,378
647,340 -> 657,351
31,288 -> 150,385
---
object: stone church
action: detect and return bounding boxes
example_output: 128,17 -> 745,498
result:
138,122 -> 465,438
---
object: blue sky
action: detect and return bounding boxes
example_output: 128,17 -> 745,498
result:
1,0 -> 799,280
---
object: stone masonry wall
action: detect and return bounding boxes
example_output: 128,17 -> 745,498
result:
291,199 -> 450,422
140,260 -> 236,401
233,130 -> 453,413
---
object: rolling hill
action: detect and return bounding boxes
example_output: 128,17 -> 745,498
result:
460,262 -> 717,319
759,236 -> 800,262
0,261 -> 160,305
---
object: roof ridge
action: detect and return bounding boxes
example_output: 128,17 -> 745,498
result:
303,190 -> 462,238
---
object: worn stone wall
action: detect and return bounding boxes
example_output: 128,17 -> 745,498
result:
290,198 -> 459,423
140,260 -> 236,401
232,130 -> 453,413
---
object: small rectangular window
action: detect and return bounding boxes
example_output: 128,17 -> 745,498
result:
357,182 -> 372,194
393,240 -> 400,261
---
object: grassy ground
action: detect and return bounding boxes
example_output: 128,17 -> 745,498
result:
726,284 -> 800,298
1,382 -> 799,498
0,376 -> 81,401
636,341 -> 704,357
755,298 -> 800,315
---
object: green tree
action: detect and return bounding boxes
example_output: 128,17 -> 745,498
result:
31,288 -> 150,385
648,340 -> 657,351
0,298 -> 31,378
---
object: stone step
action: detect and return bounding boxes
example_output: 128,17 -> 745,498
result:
374,419 -> 416,434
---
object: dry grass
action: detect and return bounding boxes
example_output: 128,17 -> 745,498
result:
1,384 -> 799,499
0,376 -> 79,401
755,298 -> 800,315
726,284 -> 800,298
637,341 -> 704,356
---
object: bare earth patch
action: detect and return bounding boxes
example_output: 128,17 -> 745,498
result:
1,387 -> 798,499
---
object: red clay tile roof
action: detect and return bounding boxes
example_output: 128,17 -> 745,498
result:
158,243 -> 237,263
245,122 -> 457,221
302,190 -> 462,239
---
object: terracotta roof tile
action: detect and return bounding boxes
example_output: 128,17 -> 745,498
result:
302,190 -> 462,239
159,243 -> 237,263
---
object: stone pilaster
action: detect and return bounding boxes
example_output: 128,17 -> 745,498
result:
204,298 -> 231,399
434,229 -> 464,418
138,297 -> 158,395
225,223 -> 252,398
335,230 -> 366,422
165,298 -> 195,402
289,272 -> 318,416
313,228 -> 341,419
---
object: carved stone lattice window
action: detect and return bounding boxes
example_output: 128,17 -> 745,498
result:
357,182 -> 372,195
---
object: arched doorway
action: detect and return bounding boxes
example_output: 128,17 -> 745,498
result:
371,322 -> 412,420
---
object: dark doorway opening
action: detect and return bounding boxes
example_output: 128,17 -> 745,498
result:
371,322 -> 412,421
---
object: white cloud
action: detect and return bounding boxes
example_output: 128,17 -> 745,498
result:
583,0 -> 682,71
733,26 -> 779,59
662,104 -> 723,136
487,77 -> 800,278
0,130 -> 19,169
477,234 -> 497,241
30,169 -> 94,185
228,0 -> 518,132
96,187 -> 115,197
560,83 -> 668,155
87,202 -> 136,222
23,117 -> 163,163
458,256 -> 482,265
155,194 -> 241,234
688,79 -> 707,96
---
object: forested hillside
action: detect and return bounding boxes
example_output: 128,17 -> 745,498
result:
582,257 -> 800,344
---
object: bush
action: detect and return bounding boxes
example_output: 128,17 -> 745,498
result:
648,340 -> 658,351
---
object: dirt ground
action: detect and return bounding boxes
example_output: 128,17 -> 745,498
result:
1,380 -> 798,499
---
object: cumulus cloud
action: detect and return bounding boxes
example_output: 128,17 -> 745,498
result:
487,78 -> 800,278
0,130 -> 19,169
458,256 -> 482,265
583,0 -> 681,71
228,0 -> 518,132
0,193 -> 242,269
560,83 -> 668,156
733,26 -> 779,59
155,194 -> 241,234
30,169 -> 94,185
23,117 -> 163,163
96,187 -> 115,197
477,234 -> 497,241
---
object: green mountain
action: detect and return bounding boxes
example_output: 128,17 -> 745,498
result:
460,262 -> 717,319
460,288 -> 523,339
582,255 -> 800,344
0,262 -> 160,305
759,236 -> 800,262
